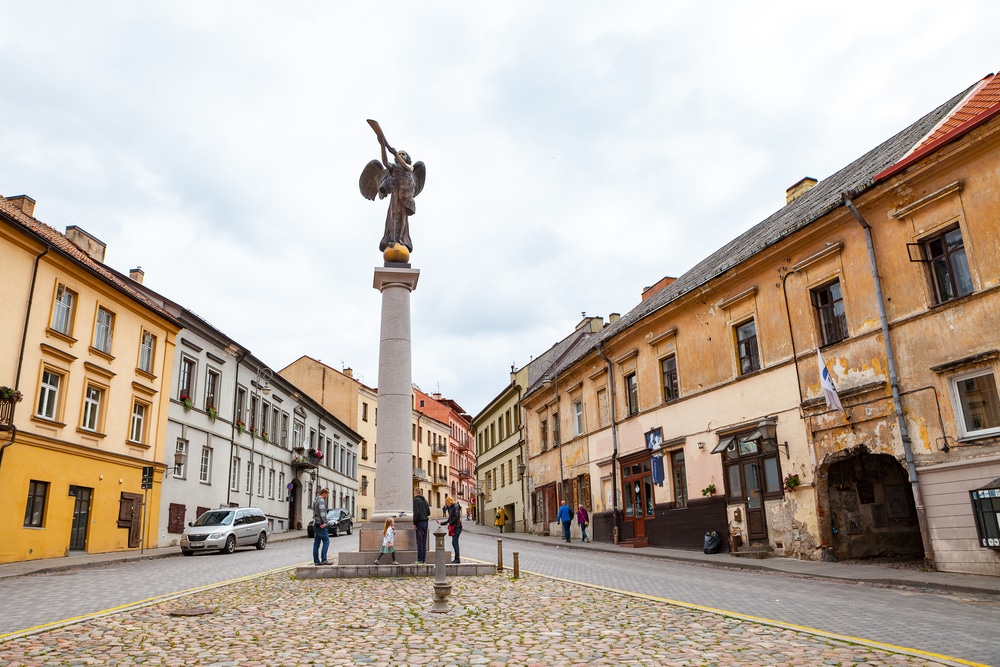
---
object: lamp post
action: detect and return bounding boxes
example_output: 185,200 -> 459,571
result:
542,363 -> 564,506
248,367 -> 272,506
517,459 -> 527,533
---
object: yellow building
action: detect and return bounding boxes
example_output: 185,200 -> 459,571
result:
0,195 -> 178,564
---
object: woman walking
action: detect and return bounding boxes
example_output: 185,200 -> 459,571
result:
438,496 -> 463,563
373,517 -> 398,565
577,504 -> 590,542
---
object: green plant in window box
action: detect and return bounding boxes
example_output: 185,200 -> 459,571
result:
180,393 -> 193,411
207,406 -> 217,421
701,484 -> 716,497
236,419 -> 246,434
783,474 -> 801,492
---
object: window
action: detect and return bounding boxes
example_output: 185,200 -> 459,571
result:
51,284 -> 76,335
81,385 -> 103,432
138,331 -> 156,374
130,401 -> 148,443
179,357 -> 196,403
281,413 -> 289,447
278,472 -> 285,501
199,446 -> 212,483
174,439 -> 187,478
540,418 -> 548,451
951,370 -> 1000,438
230,456 -> 240,491
293,422 -> 304,448
671,450 -> 688,508
361,475 -> 369,496
923,225 -> 973,304
361,440 -> 368,460
236,387 -> 247,425
597,388 -> 609,427
552,411 -> 560,446
24,480 -> 49,527
736,319 -> 760,375
205,369 -> 220,412
812,280 -> 848,346
661,355 -> 679,402
37,369 -> 62,420
246,461 -> 253,493
573,399 -> 584,436
362,402 -> 369,422
268,468 -> 275,498
257,465 -> 265,496
624,372 -> 639,416
93,307 -> 115,354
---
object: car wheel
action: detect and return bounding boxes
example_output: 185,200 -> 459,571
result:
182,549 -> 194,556
222,535 -> 237,554
346,522 -> 353,535
331,524 -> 339,537
255,532 -> 268,550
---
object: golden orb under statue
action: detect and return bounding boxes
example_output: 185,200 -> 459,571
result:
383,243 -> 410,263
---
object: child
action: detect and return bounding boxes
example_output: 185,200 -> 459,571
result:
373,517 -> 398,565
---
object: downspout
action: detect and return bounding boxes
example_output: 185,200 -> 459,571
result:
597,341 -> 621,545
1,245 -> 50,469
227,351 -> 249,507
843,191 -> 936,569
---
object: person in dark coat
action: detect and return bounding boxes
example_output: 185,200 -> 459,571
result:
412,487 -> 431,564
438,496 -> 463,563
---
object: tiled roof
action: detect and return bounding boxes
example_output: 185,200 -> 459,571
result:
553,77 -> 980,372
0,196 -> 176,322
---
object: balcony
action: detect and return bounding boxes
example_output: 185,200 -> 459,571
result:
432,473 -> 449,487
458,469 -> 472,480
454,439 -> 470,453
431,442 -> 447,457
412,467 -> 428,481
292,454 -> 317,471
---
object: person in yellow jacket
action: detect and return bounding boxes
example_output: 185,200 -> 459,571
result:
494,506 -> 508,533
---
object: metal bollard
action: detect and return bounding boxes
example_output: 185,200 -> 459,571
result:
512,552 -> 520,579
496,538 -> 504,572
431,524 -> 451,613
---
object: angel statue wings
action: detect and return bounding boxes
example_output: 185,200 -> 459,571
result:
359,120 -> 426,261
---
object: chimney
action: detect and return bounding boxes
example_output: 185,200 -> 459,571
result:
129,267 -> 145,284
608,313 -> 620,324
641,276 -> 676,302
343,367 -> 353,378
785,177 -> 817,204
65,226 -> 107,263
5,195 -> 36,217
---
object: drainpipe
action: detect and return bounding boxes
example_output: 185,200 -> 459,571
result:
597,341 -> 621,545
1,245 -> 50,470
227,351 -> 249,507
843,191 -> 936,569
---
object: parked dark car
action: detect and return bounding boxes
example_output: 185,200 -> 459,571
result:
306,508 -> 354,537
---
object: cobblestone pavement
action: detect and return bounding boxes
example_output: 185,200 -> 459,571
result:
0,567 -> 969,667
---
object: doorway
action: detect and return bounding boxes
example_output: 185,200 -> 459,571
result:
621,457 -> 654,541
69,486 -> 92,551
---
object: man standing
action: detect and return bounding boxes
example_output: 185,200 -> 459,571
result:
312,488 -> 330,566
557,500 -> 573,543
412,487 -> 431,564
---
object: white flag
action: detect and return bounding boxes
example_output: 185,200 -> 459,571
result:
818,350 -> 843,411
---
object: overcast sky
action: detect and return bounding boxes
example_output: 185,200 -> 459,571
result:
2,2 -> 997,416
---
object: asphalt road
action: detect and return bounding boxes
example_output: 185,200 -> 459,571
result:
1,530 -> 997,666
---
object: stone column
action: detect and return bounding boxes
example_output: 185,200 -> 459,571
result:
349,265 -> 421,564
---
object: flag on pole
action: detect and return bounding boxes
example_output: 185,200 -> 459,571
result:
818,350 -> 843,411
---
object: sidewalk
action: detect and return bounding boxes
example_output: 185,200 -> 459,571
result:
3,523 -> 999,596
463,521 -> 1000,597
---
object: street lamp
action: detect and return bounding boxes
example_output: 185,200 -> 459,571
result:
542,363 -> 564,506
249,367 -> 272,505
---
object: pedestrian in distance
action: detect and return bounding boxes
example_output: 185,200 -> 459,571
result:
557,499 -> 573,542
494,506 -> 508,534
312,488 -> 330,565
577,504 -> 590,543
373,517 -> 398,565
438,496 -> 463,563
412,487 -> 431,564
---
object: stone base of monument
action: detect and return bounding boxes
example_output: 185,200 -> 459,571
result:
295,562 -> 496,579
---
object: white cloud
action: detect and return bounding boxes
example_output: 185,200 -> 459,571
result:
2,0 -> 998,414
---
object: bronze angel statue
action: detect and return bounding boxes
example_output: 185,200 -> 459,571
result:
359,120 -> 426,260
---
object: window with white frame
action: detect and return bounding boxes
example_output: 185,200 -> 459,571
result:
37,369 -> 63,420
257,465 -> 265,496
199,446 -> 211,483
281,413 -> 289,447
81,385 -> 103,432
138,331 -> 156,374
235,387 -> 246,426
93,307 -> 115,354
278,472 -> 285,501
174,439 -> 187,478
572,399 -> 584,436
246,460 -> 253,492
51,284 -> 76,336
268,468 -> 275,498
292,422 -> 304,448
230,456 -> 240,491
130,401 -> 148,443
950,369 -> 1000,438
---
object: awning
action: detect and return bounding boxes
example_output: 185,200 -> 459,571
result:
710,437 -> 735,454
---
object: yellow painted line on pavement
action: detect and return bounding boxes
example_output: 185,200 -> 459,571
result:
527,569 -> 989,667
0,562 -> 304,643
